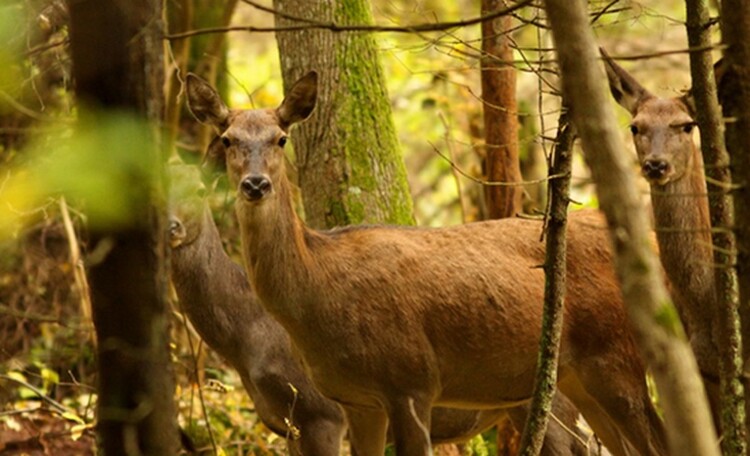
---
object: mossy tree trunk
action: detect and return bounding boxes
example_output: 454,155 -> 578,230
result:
273,0 -> 414,229
720,0 -> 750,443
685,0 -> 747,452
68,0 -> 179,454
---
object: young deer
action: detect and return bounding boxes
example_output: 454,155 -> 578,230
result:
168,164 -> 588,455
602,53 -> 720,412
186,72 -> 667,456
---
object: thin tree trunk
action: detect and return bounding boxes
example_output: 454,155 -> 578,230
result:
165,0 -> 193,156
685,0 -> 747,452
720,0 -> 750,401
542,0 -> 719,454
517,110 -> 574,456
68,0 -> 178,454
481,0 -> 523,219
273,0 -> 414,228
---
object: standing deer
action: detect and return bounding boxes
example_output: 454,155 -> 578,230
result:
602,52 -> 720,415
186,71 -> 666,456
168,163 -> 589,455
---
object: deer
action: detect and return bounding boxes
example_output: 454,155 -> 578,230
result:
167,163 -> 590,455
602,52 -> 721,418
185,71 -> 667,456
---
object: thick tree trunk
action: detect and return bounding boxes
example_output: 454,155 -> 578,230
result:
481,0 -> 523,219
542,0 -> 718,454
273,0 -> 414,228
685,0 -> 747,452
68,0 -> 178,454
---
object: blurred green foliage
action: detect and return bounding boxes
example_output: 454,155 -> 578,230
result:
0,111 -> 157,237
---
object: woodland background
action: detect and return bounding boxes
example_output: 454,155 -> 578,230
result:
0,0 -> 738,455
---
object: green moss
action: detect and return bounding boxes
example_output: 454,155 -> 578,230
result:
654,300 -> 686,339
329,0 -> 414,227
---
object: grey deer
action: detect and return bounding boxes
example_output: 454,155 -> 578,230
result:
185,71 -> 666,456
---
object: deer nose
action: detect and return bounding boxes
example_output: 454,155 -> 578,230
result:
641,159 -> 670,181
240,175 -> 272,201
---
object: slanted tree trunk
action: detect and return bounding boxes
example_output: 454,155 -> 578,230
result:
273,0 -> 414,228
481,0 -> 523,219
685,0 -> 747,452
68,0 -> 178,454
542,0 -> 718,454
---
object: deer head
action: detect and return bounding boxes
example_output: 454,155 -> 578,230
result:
168,163 -> 208,248
602,49 -> 698,186
185,72 -> 318,203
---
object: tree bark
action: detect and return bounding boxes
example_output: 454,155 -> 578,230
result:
685,0 -> 747,452
481,0 -> 523,219
68,0 -> 178,454
273,0 -> 414,228
542,0 -> 719,454
517,111 -> 574,456
720,0 -> 750,393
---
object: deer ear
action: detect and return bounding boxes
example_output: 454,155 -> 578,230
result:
277,71 -> 318,129
600,48 -> 652,115
185,73 -> 229,128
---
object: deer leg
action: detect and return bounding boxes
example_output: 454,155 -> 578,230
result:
506,394 -> 590,456
560,363 -> 667,456
387,396 -> 433,456
290,418 -> 347,456
345,406 -> 388,456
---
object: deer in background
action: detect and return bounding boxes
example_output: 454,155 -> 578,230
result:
186,71 -> 666,456
167,163 -> 589,455
602,52 -> 720,417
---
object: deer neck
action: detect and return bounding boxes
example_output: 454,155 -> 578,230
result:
649,145 -> 717,369
171,205 -> 268,351
236,175 -> 317,323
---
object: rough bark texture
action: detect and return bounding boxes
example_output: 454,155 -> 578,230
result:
720,0 -> 750,385
68,0 -> 178,454
542,0 -> 719,455
517,114 -> 574,456
481,0 -> 523,219
273,0 -> 414,229
685,0 -> 747,452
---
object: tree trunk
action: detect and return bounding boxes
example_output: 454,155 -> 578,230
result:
481,0 -> 523,219
68,0 -> 178,454
542,0 -> 718,454
273,0 -> 414,228
518,111 -> 574,456
720,0 -> 750,393
685,0 -> 747,452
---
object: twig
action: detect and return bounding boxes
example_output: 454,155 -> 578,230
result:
429,142 -> 566,187
165,0 -> 533,40
59,197 -> 96,347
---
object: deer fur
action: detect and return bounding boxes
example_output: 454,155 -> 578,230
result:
185,72 -> 667,456
168,164 -> 589,455
602,52 -> 720,409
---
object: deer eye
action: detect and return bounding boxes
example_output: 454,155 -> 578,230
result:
683,124 -> 695,133
278,136 -> 288,147
629,125 -> 639,135
221,136 -> 231,148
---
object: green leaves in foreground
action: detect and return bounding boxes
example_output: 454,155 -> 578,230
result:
0,111 -> 159,238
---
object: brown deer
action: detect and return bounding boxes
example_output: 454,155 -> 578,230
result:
185,71 -> 667,456
602,52 -> 720,415
167,163 -> 589,455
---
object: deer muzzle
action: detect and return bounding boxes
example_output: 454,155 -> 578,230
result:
641,158 -> 671,184
240,175 -> 273,201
